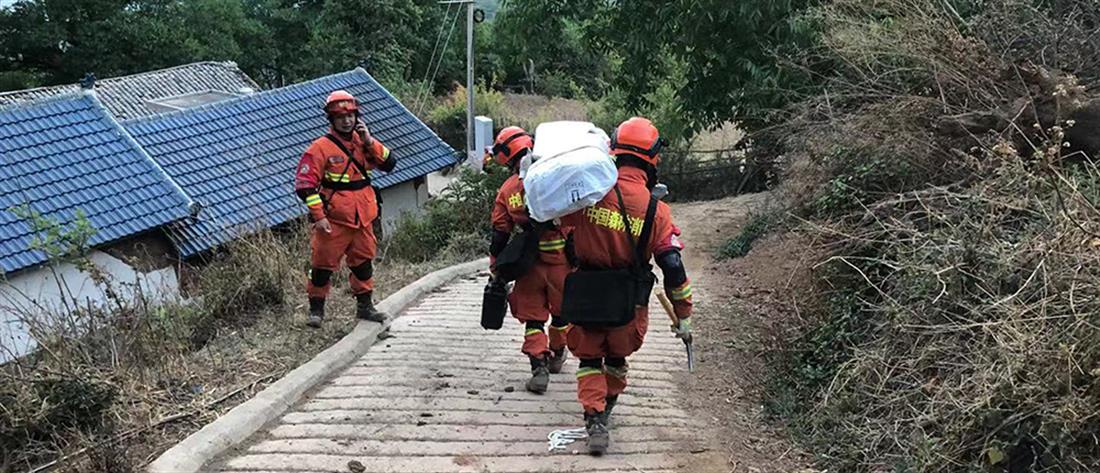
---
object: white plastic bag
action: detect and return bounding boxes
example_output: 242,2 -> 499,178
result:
533,121 -> 610,161
520,121 -> 610,179
523,121 -> 617,222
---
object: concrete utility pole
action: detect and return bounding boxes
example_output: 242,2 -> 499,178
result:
440,0 -> 477,162
466,2 -> 474,161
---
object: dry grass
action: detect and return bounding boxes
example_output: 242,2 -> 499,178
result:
690,121 -> 746,155
495,93 -> 588,131
762,0 -> 1100,471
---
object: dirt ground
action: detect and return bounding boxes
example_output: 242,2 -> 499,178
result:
669,192 -> 822,473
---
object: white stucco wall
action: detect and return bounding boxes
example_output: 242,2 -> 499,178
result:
0,250 -> 180,363
379,180 -> 429,232
426,170 -> 456,198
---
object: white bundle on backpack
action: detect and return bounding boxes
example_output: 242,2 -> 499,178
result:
523,121 -> 617,222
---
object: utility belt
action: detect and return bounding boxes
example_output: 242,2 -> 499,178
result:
321,177 -> 372,191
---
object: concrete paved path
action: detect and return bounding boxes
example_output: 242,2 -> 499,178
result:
210,270 -> 705,472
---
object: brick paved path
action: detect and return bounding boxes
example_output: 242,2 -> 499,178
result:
212,270 -> 704,472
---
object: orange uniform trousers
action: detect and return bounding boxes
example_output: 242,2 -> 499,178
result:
510,260 -> 570,358
567,307 -> 649,414
307,222 -> 377,298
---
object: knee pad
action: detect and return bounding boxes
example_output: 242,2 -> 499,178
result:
309,268 -> 333,287
579,358 -> 603,370
605,357 -> 626,368
525,321 -> 545,332
550,316 -> 568,328
605,357 -> 628,378
349,260 -> 373,281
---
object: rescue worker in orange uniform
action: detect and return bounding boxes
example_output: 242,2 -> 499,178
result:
294,90 -> 397,327
488,127 -> 572,394
560,117 -> 694,454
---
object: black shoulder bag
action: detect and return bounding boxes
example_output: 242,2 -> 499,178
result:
560,186 -> 658,328
493,221 -> 541,283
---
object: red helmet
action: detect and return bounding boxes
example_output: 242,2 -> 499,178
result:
610,117 -> 667,166
324,90 -> 358,116
491,126 -> 533,166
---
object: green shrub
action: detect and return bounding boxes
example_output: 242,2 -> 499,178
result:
385,167 -> 508,263
586,87 -> 633,136
534,71 -> 583,99
717,213 -> 776,259
809,146 -> 916,217
426,84 -> 505,150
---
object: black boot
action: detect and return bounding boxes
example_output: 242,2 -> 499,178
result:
603,395 -> 618,426
547,348 -> 567,374
306,297 -> 325,328
584,411 -> 610,455
356,292 -> 386,322
526,355 -> 550,394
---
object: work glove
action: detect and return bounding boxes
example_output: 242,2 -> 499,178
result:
311,217 -> 332,234
671,317 -> 692,340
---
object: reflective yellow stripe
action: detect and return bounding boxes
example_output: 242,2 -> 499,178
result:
325,172 -> 351,183
550,324 -> 570,332
669,284 -> 693,300
381,146 -> 391,160
576,367 -> 603,379
304,194 -> 322,207
524,328 -> 542,336
324,172 -> 373,184
538,239 -> 566,251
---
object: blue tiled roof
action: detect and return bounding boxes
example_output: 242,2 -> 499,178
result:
0,93 -> 193,275
123,68 -> 458,258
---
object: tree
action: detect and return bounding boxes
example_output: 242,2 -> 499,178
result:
0,0 -> 278,88
492,0 -> 609,97
597,0 -> 821,133
0,0 -> 467,92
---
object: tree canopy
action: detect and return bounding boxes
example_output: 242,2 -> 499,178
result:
0,0 -> 821,135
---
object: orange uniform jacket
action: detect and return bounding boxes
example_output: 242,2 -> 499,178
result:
294,131 -> 394,227
491,174 -> 568,265
560,167 -> 693,318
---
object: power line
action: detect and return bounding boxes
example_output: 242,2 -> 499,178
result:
413,2 -> 456,114
414,4 -> 463,116
415,4 -> 463,117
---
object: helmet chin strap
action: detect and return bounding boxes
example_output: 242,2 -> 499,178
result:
645,164 -> 659,190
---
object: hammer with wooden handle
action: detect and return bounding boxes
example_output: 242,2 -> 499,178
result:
655,289 -> 694,372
